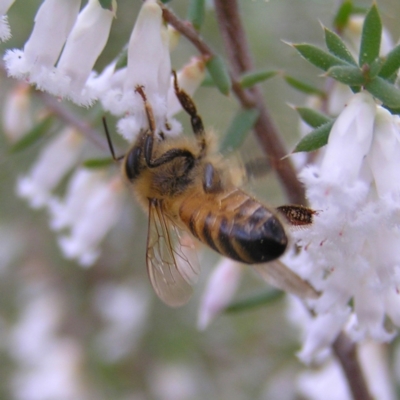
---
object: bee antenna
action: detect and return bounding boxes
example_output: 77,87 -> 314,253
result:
102,116 -> 124,162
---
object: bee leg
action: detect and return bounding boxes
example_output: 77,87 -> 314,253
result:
277,205 -> 316,226
203,163 -> 222,193
135,85 -> 156,133
135,82 -> 196,171
172,71 -> 206,155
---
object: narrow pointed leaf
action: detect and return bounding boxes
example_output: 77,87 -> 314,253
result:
225,289 -> 284,313
201,72 -> 215,87
333,0 -> 353,31
379,44 -> 400,79
295,107 -> 332,128
10,115 -> 55,153
324,28 -> 357,65
359,4 -> 382,66
284,75 -> 325,96
220,109 -> 259,154
365,77 -> 400,108
206,55 -> 231,95
293,43 -> 349,71
239,70 -> 278,89
293,120 -> 334,153
83,157 -> 115,169
187,0 -> 206,31
326,65 -> 365,85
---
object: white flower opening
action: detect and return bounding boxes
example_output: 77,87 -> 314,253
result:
0,0 -> 15,41
289,91 -> 400,361
4,0 -> 114,106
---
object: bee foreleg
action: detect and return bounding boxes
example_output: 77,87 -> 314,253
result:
135,85 -> 156,134
144,134 -> 195,170
172,71 -> 206,154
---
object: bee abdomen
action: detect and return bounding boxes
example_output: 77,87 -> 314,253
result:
179,188 -> 288,264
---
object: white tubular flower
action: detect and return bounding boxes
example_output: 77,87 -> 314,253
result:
49,0 -> 115,105
367,109 -> 400,197
92,282 -> 150,362
4,0 -> 115,106
0,0 -> 15,41
296,360 -> 352,400
197,259 -> 242,330
48,168 -> 105,231
289,91 -> 400,361
16,128 -> 84,209
97,0 -> 172,141
320,91 -> 376,184
56,173 -> 125,267
4,0 -> 81,80
2,83 -> 32,141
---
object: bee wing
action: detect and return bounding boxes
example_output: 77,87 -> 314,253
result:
252,261 -> 319,299
146,200 -> 200,307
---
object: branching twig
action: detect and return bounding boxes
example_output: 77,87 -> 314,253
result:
333,333 -> 373,400
162,3 -> 305,205
36,91 -> 109,151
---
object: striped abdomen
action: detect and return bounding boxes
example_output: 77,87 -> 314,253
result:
178,187 -> 288,264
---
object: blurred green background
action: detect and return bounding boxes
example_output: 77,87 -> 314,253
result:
0,1 -> 400,399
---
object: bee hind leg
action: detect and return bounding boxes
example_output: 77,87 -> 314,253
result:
172,71 -> 206,155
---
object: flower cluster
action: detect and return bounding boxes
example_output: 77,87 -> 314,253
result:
2,0 -> 205,267
288,91 -> 400,363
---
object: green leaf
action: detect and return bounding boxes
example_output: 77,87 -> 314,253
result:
293,120 -> 334,153
326,65 -> 365,85
293,43 -> 349,71
239,70 -> 278,89
83,157 -> 115,169
368,57 -> 385,78
10,115 -> 55,153
115,47 -> 127,70
366,76 -> 400,108
333,0 -> 353,32
98,0 -> 112,10
225,289 -> 284,313
295,107 -> 332,128
187,0 -> 205,31
98,0 -> 116,13
206,55 -> 231,95
359,4 -> 382,66
220,109 -> 259,154
324,27 -> 357,65
200,72 -> 215,87
379,44 -> 400,79
283,75 -> 325,96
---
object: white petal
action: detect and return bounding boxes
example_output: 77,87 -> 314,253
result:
56,0 -> 114,101
24,0 -> 81,71
297,308 -> 350,364
368,109 -> 400,196
16,129 -> 83,208
320,92 -> 376,183
197,259 -> 242,330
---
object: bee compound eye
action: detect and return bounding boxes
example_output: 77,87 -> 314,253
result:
125,146 -> 142,181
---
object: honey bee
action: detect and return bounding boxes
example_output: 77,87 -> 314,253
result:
105,72 -> 316,307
